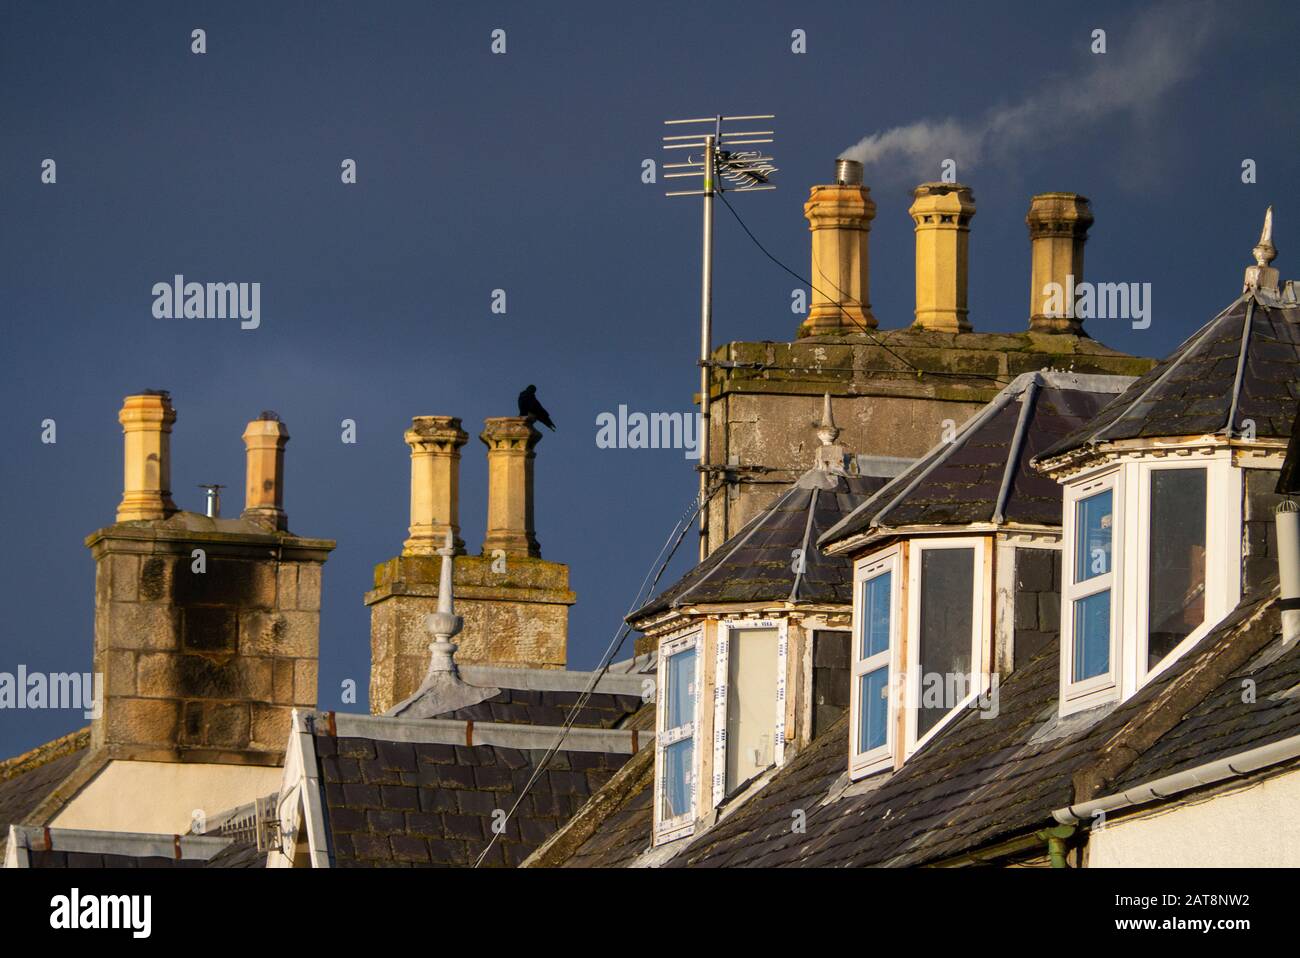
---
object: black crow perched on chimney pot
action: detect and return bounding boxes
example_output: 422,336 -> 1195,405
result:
518,385 -> 556,431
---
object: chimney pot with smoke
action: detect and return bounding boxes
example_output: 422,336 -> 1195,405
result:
798,160 -> 877,337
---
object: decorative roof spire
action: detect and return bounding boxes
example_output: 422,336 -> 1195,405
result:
1244,206 -> 1280,294
423,529 -> 463,674
1254,207 -> 1276,267
815,393 -> 846,472
817,392 -> 841,446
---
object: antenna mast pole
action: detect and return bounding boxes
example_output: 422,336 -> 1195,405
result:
697,126 -> 717,560
661,113 -> 777,561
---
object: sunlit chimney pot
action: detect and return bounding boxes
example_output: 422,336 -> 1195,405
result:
480,417 -> 542,558
799,160 -> 877,336
241,411 -> 289,530
909,182 -> 976,333
1026,192 -> 1094,334
116,391 -> 178,522
404,416 -> 469,556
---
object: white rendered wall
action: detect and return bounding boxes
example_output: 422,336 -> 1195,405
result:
1089,767 -> 1300,867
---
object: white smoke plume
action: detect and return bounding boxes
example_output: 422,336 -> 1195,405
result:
839,3 -> 1218,181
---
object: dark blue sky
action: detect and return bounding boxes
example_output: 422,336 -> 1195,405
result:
2,0 -> 1296,757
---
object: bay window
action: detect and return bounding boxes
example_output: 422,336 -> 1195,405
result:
1060,453 -> 1239,717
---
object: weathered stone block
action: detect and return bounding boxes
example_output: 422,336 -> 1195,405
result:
297,564 -> 322,612
109,554 -> 139,602
106,697 -> 179,747
105,602 -> 179,651
250,703 -> 290,752
135,652 -> 176,698
276,563 -> 298,610
104,649 -> 136,697
138,556 -> 173,602
277,611 -> 320,658
206,703 -> 252,749
182,606 -> 237,653
293,658 -> 318,706
273,658 -> 295,704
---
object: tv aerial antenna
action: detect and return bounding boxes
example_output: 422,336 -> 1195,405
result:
662,114 -> 778,560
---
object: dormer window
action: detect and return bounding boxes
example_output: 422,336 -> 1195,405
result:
849,537 -> 992,778
1060,453 -> 1239,716
712,620 -> 787,802
655,632 -> 700,843
905,537 -> 991,752
1064,474 -> 1117,703
850,548 -> 899,777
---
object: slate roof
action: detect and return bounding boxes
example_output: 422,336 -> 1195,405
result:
314,732 -> 630,867
1039,294 -> 1300,462
1278,399 -> 1300,495
631,470 -> 887,620
659,590 -> 1284,868
0,744 -> 86,835
1112,598 -> 1300,790
820,371 -> 1131,549
560,779 -> 653,867
202,841 -> 269,868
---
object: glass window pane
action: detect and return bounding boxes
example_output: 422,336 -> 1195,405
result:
1072,590 -> 1111,681
664,647 -> 696,730
1075,490 -> 1113,582
917,548 -> 974,738
861,571 -> 892,659
858,667 -> 889,753
1148,469 -> 1207,669
661,739 -> 693,819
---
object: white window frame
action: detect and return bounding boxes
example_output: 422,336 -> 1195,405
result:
904,536 -> 992,755
711,618 -> 788,807
1059,452 -> 1243,717
654,630 -> 701,844
849,547 -> 901,779
1060,469 -> 1122,715
1131,457 -> 1240,687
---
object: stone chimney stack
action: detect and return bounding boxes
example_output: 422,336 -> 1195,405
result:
241,412 -> 289,531
798,159 -> 877,336
88,397 -> 334,772
480,417 -> 542,558
116,391 -> 178,522
1026,192 -> 1094,334
404,416 -> 469,556
368,413 -> 573,712
909,183 -> 976,333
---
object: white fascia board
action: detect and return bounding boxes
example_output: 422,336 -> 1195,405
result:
457,664 -> 648,696
324,711 -> 649,754
289,709 -> 332,868
8,824 -> 231,861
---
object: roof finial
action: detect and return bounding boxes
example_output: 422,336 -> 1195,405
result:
423,528 -> 463,673
1244,206 -> 1280,294
1253,206 -> 1276,267
817,392 -> 841,446
814,393 -> 846,473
